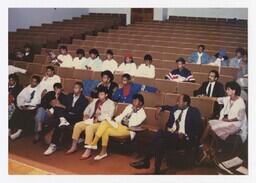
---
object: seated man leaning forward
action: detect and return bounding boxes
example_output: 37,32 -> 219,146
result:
66,86 -> 116,159
84,94 -> 146,160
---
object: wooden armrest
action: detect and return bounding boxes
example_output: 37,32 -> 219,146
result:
128,126 -> 147,132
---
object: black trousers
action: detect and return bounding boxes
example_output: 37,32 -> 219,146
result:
9,108 -> 36,133
144,129 -> 191,171
50,108 -> 82,146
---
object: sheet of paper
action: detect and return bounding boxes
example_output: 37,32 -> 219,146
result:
221,157 -> 243,169
236,166 -> 248,175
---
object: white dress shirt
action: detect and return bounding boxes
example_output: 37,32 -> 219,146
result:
136,64 -> 155,78
72,57 -> 87,69
168,107 -> 189,134
9,65 -> 27,74
39,75 -> 61,93
206,81 -> 216,97
57,54 -> 73,68
197,52 -> 203,64
101,59 -> 118,73
72,94 -> 80,107
17,84 -> 41,109
116,62 -> 137,76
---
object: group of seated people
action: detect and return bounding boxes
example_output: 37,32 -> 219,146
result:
8,59 -> 248,173
12,44 -> 248,82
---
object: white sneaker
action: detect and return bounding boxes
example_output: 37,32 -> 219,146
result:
44,143 -> 57,155
10,129 -> 23,140
94,153 -> 108,160
84,144 -> 97,150
59,117 -> 70,127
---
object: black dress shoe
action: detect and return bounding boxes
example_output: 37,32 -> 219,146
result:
130,160 -> 150,169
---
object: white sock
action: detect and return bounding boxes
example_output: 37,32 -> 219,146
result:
10,129 -> 23,140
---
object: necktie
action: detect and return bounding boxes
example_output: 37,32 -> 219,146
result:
174,110 -> 184,133
30,90 -> 35,101
207,83 -> 212,97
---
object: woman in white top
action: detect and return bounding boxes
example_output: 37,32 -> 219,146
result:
201,81 -> 247,146
57,46 -> 73,68
85,94 -> 146,160
115,55 -> 137,76
84,48 -> 102,72
101,49 -> 118,73
72,49 -> 87,69
39,66 -> 61,96
136,54 -> 155,78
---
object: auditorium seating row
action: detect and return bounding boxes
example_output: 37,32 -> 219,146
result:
11,60 -> 234,98
9,14 -> 125,54
37,45 -> 239,79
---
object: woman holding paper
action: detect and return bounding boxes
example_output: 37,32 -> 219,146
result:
66,86 -> 115,159
84,94 -> 146,160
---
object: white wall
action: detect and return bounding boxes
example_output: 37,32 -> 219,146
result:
9,8 -> 89,32
168,8 -> 248,20
154,8 -> 168,21
89,8 -> 131,24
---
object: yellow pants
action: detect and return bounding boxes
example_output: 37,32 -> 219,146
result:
95,120 -> 130,146
72,121 -> 100,145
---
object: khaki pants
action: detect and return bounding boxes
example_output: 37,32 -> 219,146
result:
95,120 -> 130,146
72,121 -> 100,145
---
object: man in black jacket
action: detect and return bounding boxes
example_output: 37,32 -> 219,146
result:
193,70 -> 225,118
130,94 -> 203,174
44,81 -> 89,155
33,83 -> 66,143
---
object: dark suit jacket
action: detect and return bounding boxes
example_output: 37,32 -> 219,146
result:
65,93 -> 89,119
193,81 -> 225,97
161,105 -> 203,141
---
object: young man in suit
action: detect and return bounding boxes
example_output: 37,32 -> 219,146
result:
193,70 -> 225,118
130,94 -> 203,174
9,75 -> 42,140
44,82 -> 89,155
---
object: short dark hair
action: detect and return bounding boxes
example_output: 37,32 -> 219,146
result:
59,45 -> 68,51
144,54 -> 152,61
76,49 -> 85,57
106,49 -> 114,56
74,81 -> 83,89
122,73 -> 132,81
176,57 -> 186,64
97,86 -> 109,95
235,47 -> 245,56
101,70 -> 114,81
198,45 -> 205,50
53,83 -> 62,89
89,48 -> 99,57
9,73 -> 19,83
209,70 -> 219,79
182,94 -> 191,106
31,75 -> 41,83
133,94 -> 144,106
46,66 -> 55,72
225,81 -> 241,96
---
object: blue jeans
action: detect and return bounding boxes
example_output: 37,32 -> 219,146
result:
34,107 -> 51,132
